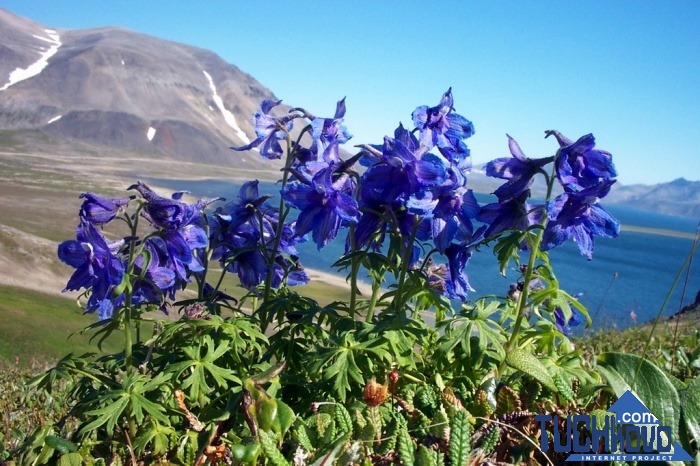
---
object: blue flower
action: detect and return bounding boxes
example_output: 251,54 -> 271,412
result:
554,305 -> 584,335
444,243 -> 474,301
411,188 -> 481,254
129,181 -> 216,281
231,99 -> 297,159
58,218 -> 125,319
130,238 -> 177,309
79,193 -> 134,225
308,97 -> 352,163
221,224 -> 269,290
541,179 -> 620,259
213,180 -> 275,234
477,190 -> 535,239
486,135 -> 554,201
546,130 -> 617,191
412,88 -> 475,168
362,126 -> 448,203
282,164 -> 359,249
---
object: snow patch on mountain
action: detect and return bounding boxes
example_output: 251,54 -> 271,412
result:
47,115 -> 61,124
1,29 -> 61,91
147,126 -> 156,141
202,70 -> 250,144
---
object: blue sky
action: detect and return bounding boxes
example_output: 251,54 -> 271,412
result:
3,1 -> 699,186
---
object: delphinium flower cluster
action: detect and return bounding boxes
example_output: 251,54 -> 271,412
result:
57,89 -> 619,328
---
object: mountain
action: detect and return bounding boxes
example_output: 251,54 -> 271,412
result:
606,177 -> 700,219
0,8 -> 280,170
1,8 -> 698,219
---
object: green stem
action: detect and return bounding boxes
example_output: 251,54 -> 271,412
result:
366,278 -> 382,323
262,132 -> 296,306
349,223 -> 359,319
123,289 -> 134,373
504,224 -> 545,354
123,222 -> 140,373
394,218 -> 419,316
500,167 -> 555,372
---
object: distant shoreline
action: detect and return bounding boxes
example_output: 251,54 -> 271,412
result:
621,225 -> 697,240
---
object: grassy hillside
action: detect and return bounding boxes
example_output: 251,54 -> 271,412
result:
0,285 -> 123,367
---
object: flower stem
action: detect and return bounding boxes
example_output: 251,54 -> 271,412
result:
504,225 -> 545,354
366,278 -> 382,323
501,166 -> 556,372
262,132 -> 297,307
349,223 -> 359,319
394,218 -> 419,316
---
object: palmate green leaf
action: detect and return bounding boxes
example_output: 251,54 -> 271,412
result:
139,371 -> 173,393
380,330 -> 415,368
130,393 -> 170,425
436,300 -> 506,361
310,332 -> 389,402
324,351 -> 364,402
184,315 -> 267,355
544,350 -> 598,386
133,420 -> 175,456
81,395 -> 130,436
83,315 -> 122,351
492,230 -> 526,275
168,337 -> 242,400
597,352 -> 681,444
436,319 -> 474,356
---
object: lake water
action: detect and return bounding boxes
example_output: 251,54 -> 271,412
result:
146,177 -> 700,331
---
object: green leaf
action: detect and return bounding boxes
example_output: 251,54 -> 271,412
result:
680,376 -> 700,444
81,396 -> 130,436
396,419 -> 415,466
597,352 -> 682,443
58,452 -> 84,466
273,399 -> 296,437
259,429 -> 289,466
333,403 -> 352,434
448,410 -> 471,466
44,436 -> 77,454
505,348 -> 557,392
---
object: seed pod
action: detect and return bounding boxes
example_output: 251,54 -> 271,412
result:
256,396 -> 278,432
364,378 -> 388,407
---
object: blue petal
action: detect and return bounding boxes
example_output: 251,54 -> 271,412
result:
182,225 -> 208,249
58,240 -> 88,268
312,210 -> 341,249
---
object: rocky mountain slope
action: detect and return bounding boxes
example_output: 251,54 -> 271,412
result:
605,177 -> 700,219
0,8 -> 280,169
